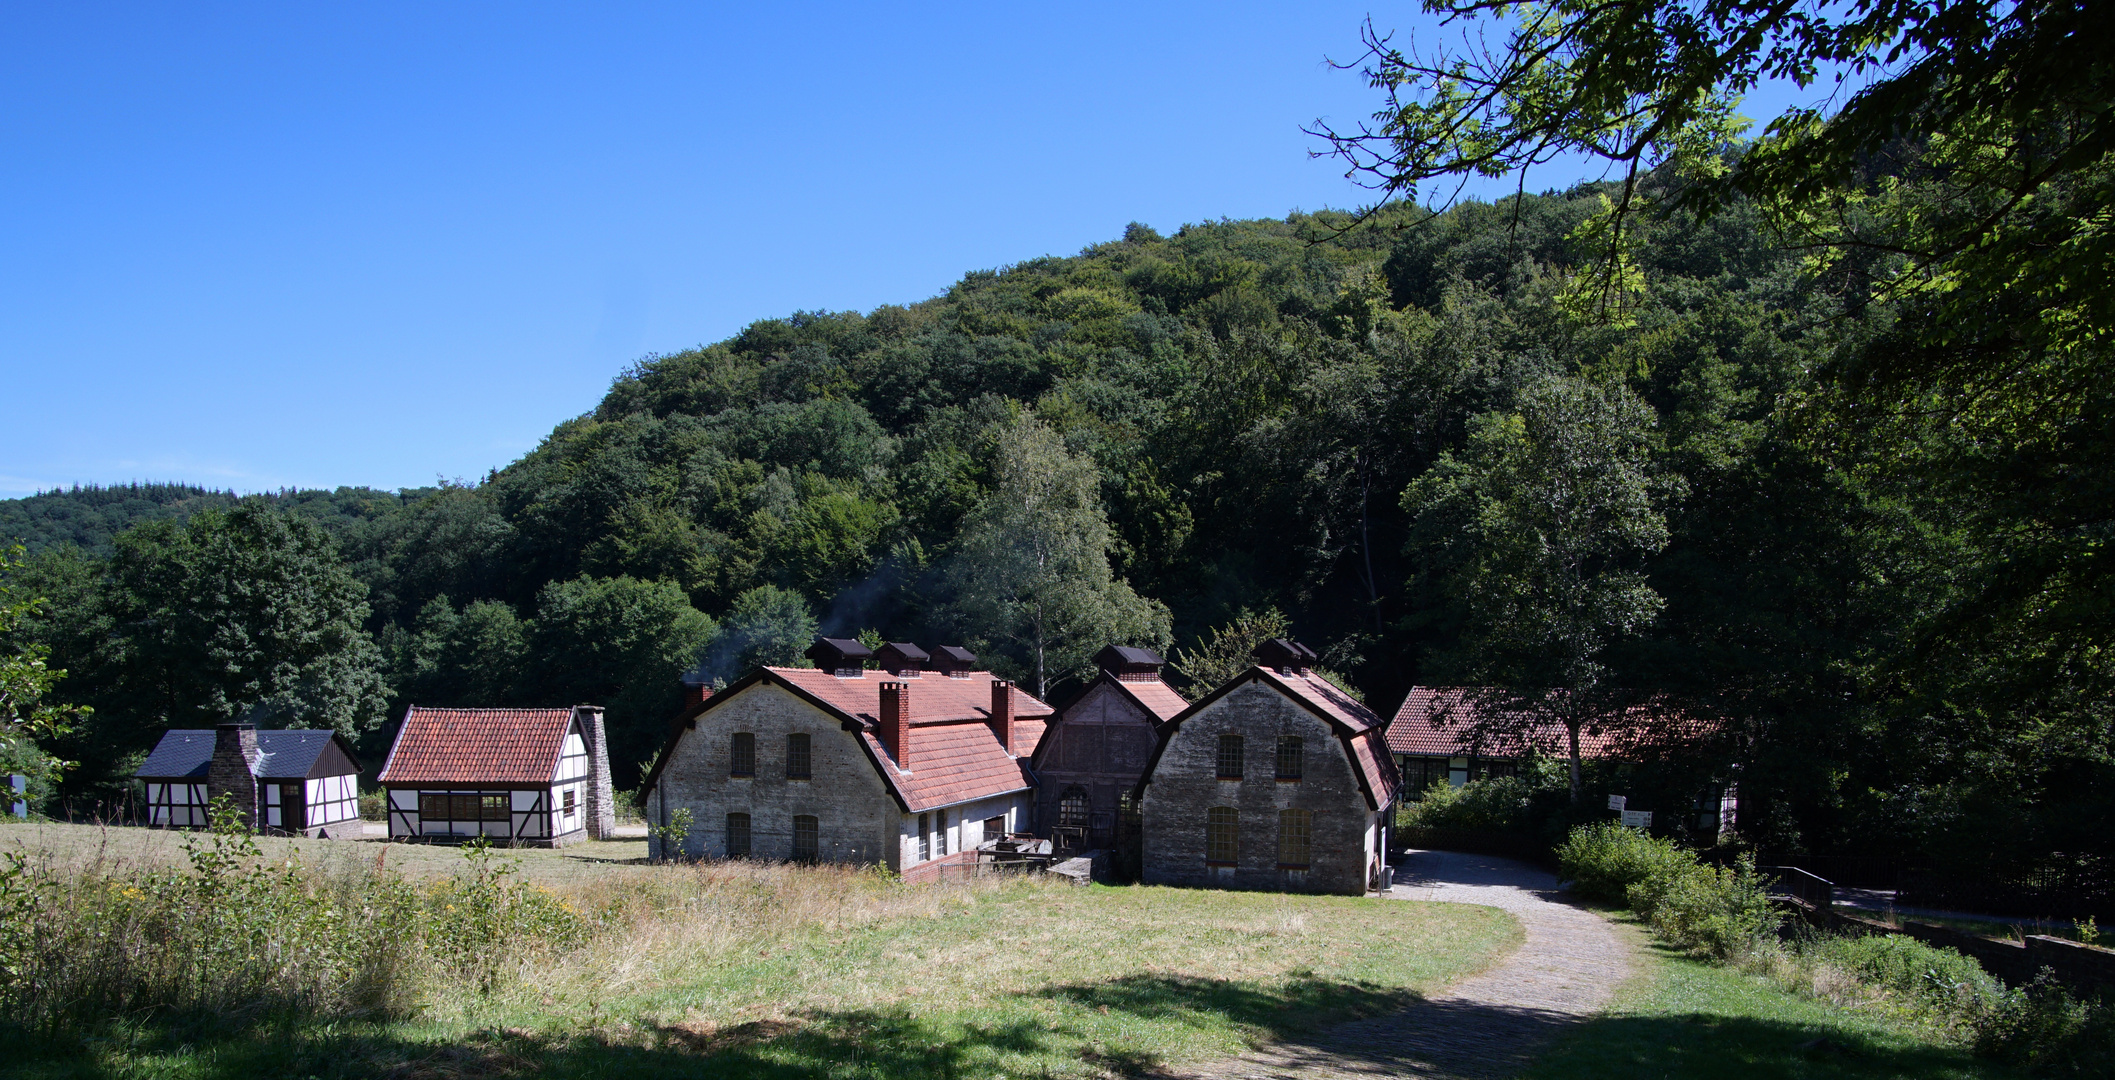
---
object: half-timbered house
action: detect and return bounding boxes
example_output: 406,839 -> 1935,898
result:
1135,640 -> 1400,895
377,705 -> 616,845
1032,645 -> 1186,851
637,637 -> 1055,879
136,724 -> 363,837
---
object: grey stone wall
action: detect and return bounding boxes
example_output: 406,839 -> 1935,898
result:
580,707 -> 617,839
1035,680 -> 1157,842
649,682 -> 898,866
1139,680 -> 1372,895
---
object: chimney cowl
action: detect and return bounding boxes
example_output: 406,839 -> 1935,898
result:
1251,638 -> 1318,675
876,642 -> 931,677
1095,644 -> 1166,682
805,636 -> 874,678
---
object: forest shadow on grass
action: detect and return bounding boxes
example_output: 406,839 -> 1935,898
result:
1032,970 -> 1422,1038
1518,1011 -> 2016,1080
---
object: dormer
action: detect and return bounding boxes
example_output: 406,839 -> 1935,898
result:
877,642 -> 930,677
804,637 -> 873,678
1096,644 -> 1167,682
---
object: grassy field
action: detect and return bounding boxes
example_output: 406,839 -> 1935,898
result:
2,820 -> 1521,1080
1521,925 -> 2024,1080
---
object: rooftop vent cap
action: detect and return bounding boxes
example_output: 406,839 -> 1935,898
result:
1251,638 -> 1318,675
930,645 -> 979,678
876,642 -> 931,677
1096,644 -> 1166,681
804,637 -> 874,678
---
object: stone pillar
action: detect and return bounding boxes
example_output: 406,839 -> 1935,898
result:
579,706 -> 617,840
209,724 -> 260,829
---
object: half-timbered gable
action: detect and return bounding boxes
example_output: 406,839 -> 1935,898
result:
378,705 -> 614,846
1032,646 -> 1185,850
1135,640 -> 1400,895
136,725 -> 364,837
638,638 -> 1054,878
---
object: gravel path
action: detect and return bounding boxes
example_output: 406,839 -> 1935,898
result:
1169,849 -> 1633,1080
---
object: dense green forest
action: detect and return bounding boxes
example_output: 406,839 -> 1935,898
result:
2,172 -> 2107,895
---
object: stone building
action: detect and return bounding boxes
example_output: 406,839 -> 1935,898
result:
377,705 -> 617,846
1031,645 -> 1186,850
637,637 -> 1055,879
135,724 -> 363,837
1136,640 -> 1400,895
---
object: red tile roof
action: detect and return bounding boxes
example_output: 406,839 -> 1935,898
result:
640,667 -> 1055,814
1111,676 -> 1189,721
378,706 -> 578,786
1387,686 -> 1706,759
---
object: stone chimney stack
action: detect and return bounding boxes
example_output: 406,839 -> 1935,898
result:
880,681 -> 910,768
578,706 -> 617,840
990,679 -> 1016,756
209,723 -> 260,829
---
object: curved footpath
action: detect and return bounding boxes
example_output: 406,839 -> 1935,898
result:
1173,849 -> 1634,1080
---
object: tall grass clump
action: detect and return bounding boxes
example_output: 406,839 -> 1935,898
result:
0,800 -> 585,1032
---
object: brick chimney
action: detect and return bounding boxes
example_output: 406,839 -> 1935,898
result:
880,681 -> 910,769
681,680 -> 712,708
209,723 -> 260,829
990,679 -> 1016,755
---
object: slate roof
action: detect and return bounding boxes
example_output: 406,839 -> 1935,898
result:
639,666 -> 1054,814
1137,666 -> 1400,811
378,706 -> 580,786
136,729 -> 360,781
1387,686 -> 1705,759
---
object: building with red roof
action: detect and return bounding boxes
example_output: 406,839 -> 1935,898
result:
636,638 -> 1054,877
378,705 -> 615,846
1134,640 -> 1400,896
1388,686 -> 1711,794
1030,645 -> 1187,852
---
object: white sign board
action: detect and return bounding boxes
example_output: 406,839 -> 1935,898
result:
1607,794 -> 1627,811
8,774 -> 24,819
1620,809 -> 1653,829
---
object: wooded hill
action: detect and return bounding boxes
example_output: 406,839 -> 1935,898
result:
4,187 -> 2106,893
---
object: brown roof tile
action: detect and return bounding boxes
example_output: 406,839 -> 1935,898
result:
378,706 -> 577,786
1387,686 -> 1707,759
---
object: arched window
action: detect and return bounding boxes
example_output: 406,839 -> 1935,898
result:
725,812 -> 751,857
729,732 -> 756,777
1276,736 -> 1304,780
1206,806 -> 1239,865
1216,735 -> 1245,780
792,815 -> 819,861
1277,808 -> 1312,869
1059,785 -> 1091,828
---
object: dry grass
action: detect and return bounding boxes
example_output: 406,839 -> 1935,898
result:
4,820 -> 1525,1079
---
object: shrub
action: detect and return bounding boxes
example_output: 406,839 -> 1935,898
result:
1401,775 -> 1535,832
1555,822 -> 1692,905
1808,932 -> 2000,1017
1973,971 -> 2115,1078
1628,855 -> 1779,959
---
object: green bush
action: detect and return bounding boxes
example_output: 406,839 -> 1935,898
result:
1808,932 -> 2000,1016
1555,822 -> 1693,905
1401,775 -> 1535,832
1627,855 -> 1779,959
1973,972 -> 2114,1078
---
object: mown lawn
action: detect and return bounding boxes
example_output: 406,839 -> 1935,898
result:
1521,930 -> 2024,1080
4,823 -> 1521,1080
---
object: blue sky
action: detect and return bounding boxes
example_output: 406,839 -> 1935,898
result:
0,4 -> 1825,497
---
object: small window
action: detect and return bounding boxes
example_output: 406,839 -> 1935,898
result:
917,812 -> 930,862
1277,808 -> 1313,868
562,789 -> 578,818
786,732 -> 811,779
983,815 -> 1006,842
482,793 -> 510,821
937,809 -> 949,856
419,793 -> 447,820
730,732 -> 756,777
1216,735 -> 1244,780
1206,806 -> 1239,865
726,812 -> 751,857
792,815 -> 818,860
1058,786 -> 1090,827
1276,736 -> 1304,781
